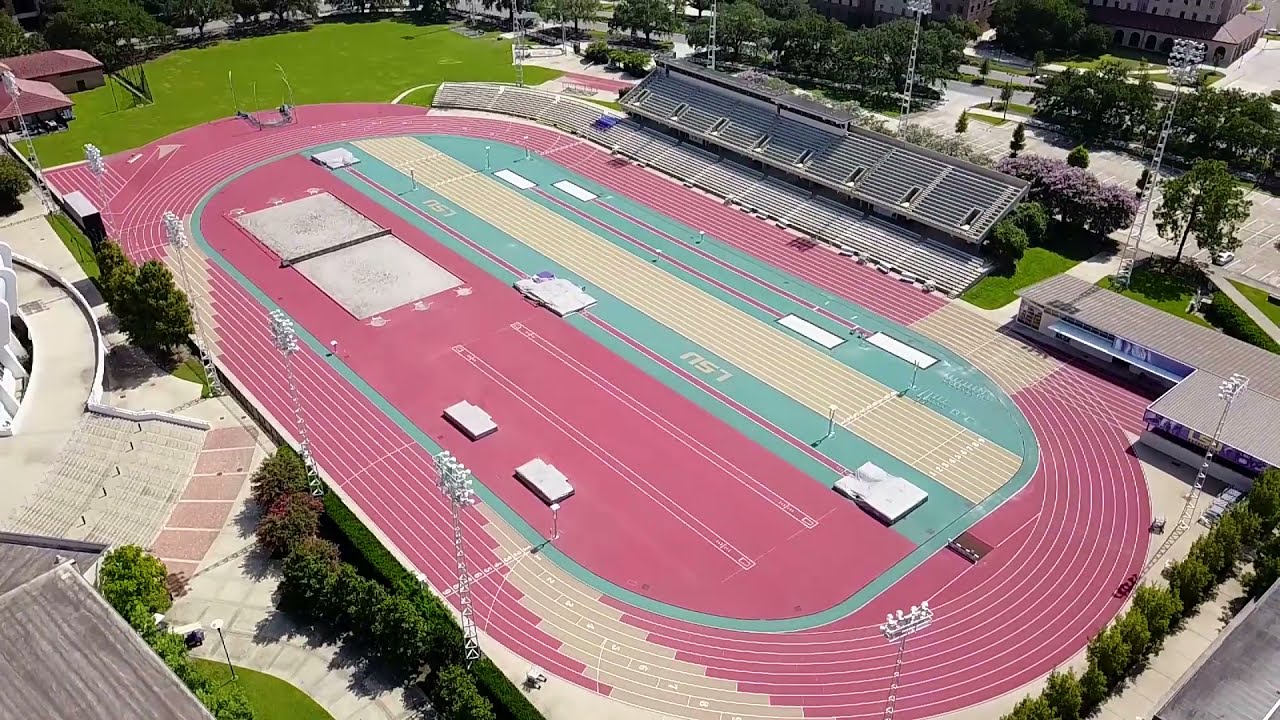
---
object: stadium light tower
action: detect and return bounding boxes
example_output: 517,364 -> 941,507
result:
513,0 -> 525,88
1143,373 -> 1248,574
880,602 -> 933,720
1112,39 -> 1206,288
709,0 -> 718,71
164,211 -> 224,398
4,70 -> 51,212
434,450 -> 482,663
897,0 -> 932,139
84,144 -> 108,229
269,310 -> 324,497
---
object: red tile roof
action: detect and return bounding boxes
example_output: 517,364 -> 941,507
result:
1089,6 -> 1265,44
0,78 -> 72,121
0,50 -> 102,81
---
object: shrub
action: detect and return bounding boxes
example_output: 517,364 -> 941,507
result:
1131,584 -> 1181,641
473,658 -> 545,720
279,535 -> 340,613
250,446 -> 310,510
620,51 -> 650,76
256,491 -> 323,557
1204,291 -> 1280,353
100,545 -> 173,618
96,239 -> 138,308
1067,145 -> 1090,168
321,489 -> 414,587
584,40 -> 610,64
987,219 -> 1029,265
1085,623 -> 1129,685
435,664 -> 496,720
1007,201 -> 1049,245
0,154 -> 31,211
1043,669 -> 1083,720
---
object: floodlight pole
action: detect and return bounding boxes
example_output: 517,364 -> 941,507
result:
270,310 -> 324,497
1142,373 -> 1247,574
879,602 -> 933,720
435,450 -> 482,663
709,0 -> 718,70
4,71 -> 51,213
897,0 -> 931,139
164,211 -> 225,398
1113,39 -> 1205,288
84,144 -> 109,231
514,0 -> 525,88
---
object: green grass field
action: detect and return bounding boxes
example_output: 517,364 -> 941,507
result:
1230,280 -> 1280,328
193,659 -> 334,720
1096,259 -> 1211,327
962,227 -> 1110,310
969,113 -> 1007,127
48,213 -> 99,278
35,20 -> 561,165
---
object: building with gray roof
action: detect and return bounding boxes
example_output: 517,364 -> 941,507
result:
0,530 -> 107,594
1153,576 -> 1280,720
0,538 -> 213,720
1015,273 -> 1280,487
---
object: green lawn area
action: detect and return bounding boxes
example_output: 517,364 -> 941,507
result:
34,20 -> 562,165
172,356 -> 213,397
1230,280 -> 1280,327
976,101 -> 1034,117
1145,70 -> 1225,86
969,113 -> 1007,126
1096,259 -> 1212,327
48,213 -> 99,279
193,659 -> 334,720
1060,48 -> 1166,71
962,226 -> 1111,309
587,97 -> 623,110
396,84 -> 439,108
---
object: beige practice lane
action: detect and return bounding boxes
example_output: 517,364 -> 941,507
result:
353,136 -> 1021,502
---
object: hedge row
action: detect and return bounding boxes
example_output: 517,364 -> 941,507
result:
1205,291 -> 1280,354
262,457 -> 547,720
1001,468 -> 1280,720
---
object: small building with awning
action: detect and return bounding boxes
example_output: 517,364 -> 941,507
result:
1014,274 -> 1280,489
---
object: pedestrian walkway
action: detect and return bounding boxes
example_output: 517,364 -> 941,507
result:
1210,272 -> 1280,347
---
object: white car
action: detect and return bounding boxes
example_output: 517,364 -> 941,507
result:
1213,250 -> 1236,266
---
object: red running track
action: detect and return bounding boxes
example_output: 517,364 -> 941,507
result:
46,105 -> 1151,719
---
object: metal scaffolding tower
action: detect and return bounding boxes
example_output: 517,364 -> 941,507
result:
1113,39 -> 1206,288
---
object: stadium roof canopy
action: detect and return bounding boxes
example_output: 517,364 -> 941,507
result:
0,538 -> 214,720
1153,578 -> 1280,720
1017,274 -> 1280,467
657,57 -> 857,125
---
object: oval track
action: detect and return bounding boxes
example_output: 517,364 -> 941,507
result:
47,104 -> 1150,720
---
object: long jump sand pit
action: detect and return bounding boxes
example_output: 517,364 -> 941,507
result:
237,192 -> 462,318
294,234 -> 463,319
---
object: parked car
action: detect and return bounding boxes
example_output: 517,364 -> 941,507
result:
1213,250 -> 1236,266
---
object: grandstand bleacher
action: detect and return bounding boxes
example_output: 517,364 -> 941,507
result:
431,77 -> 1019,295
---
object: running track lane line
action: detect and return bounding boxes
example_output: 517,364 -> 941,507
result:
452,343 -> 757,571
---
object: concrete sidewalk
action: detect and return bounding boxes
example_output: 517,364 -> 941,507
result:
1209,272 -> 1280,346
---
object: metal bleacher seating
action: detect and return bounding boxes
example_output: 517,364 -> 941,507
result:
431,80 -> 1004,294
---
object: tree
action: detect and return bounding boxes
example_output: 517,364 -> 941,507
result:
231,0 -> 263,21
373,593 -> 432,676
1043,669 -> 1083,720
1243,533 -> 1280,599
1067,145 -> 1089,168
1086,624 -> 1130,684
256,491 -> 322,557
1031,50 -> 1045,74
280,536 -> 340,613
987,219 -> 1029,264
1170,87 -> 1280,175
978,56 -> 991,85
0,15 -> 45,57
1115,608 -> 1151,661
1131,584 -> 1182,641
1006,695 -> 1056,720
990,0 -> 1085,57
1010,122 -> 1026,156
1164,556 -> 1214,612
609,0 -> 678,41
716,0 -> 768,58
100,545 -> 173,618
250,446 -> 310,510
434,664 -> 496,720
196,684 -> 255,720
173,0 -> 233,36
942,16 -> 981,41
44,0 -> 169,71
999,81 -> 1014,119
997,154 -> 1138,234
1137,167 -> 1151,192
95,240 -> 137,307
1007,201 -> 1049,244
1079,662 -> 1109,712
116,260 -> 195,354
1033,63 -> 1155,142
1154,159 -> 1252,262
1246,468 -> 1280,533
0,156 -> 32,212
955,110 -> 969,134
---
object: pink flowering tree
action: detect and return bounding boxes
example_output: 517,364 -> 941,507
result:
997,154 -> 1139,236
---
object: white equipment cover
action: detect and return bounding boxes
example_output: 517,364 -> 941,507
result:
833,462 -> 928,525
311,148 -> 360,170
